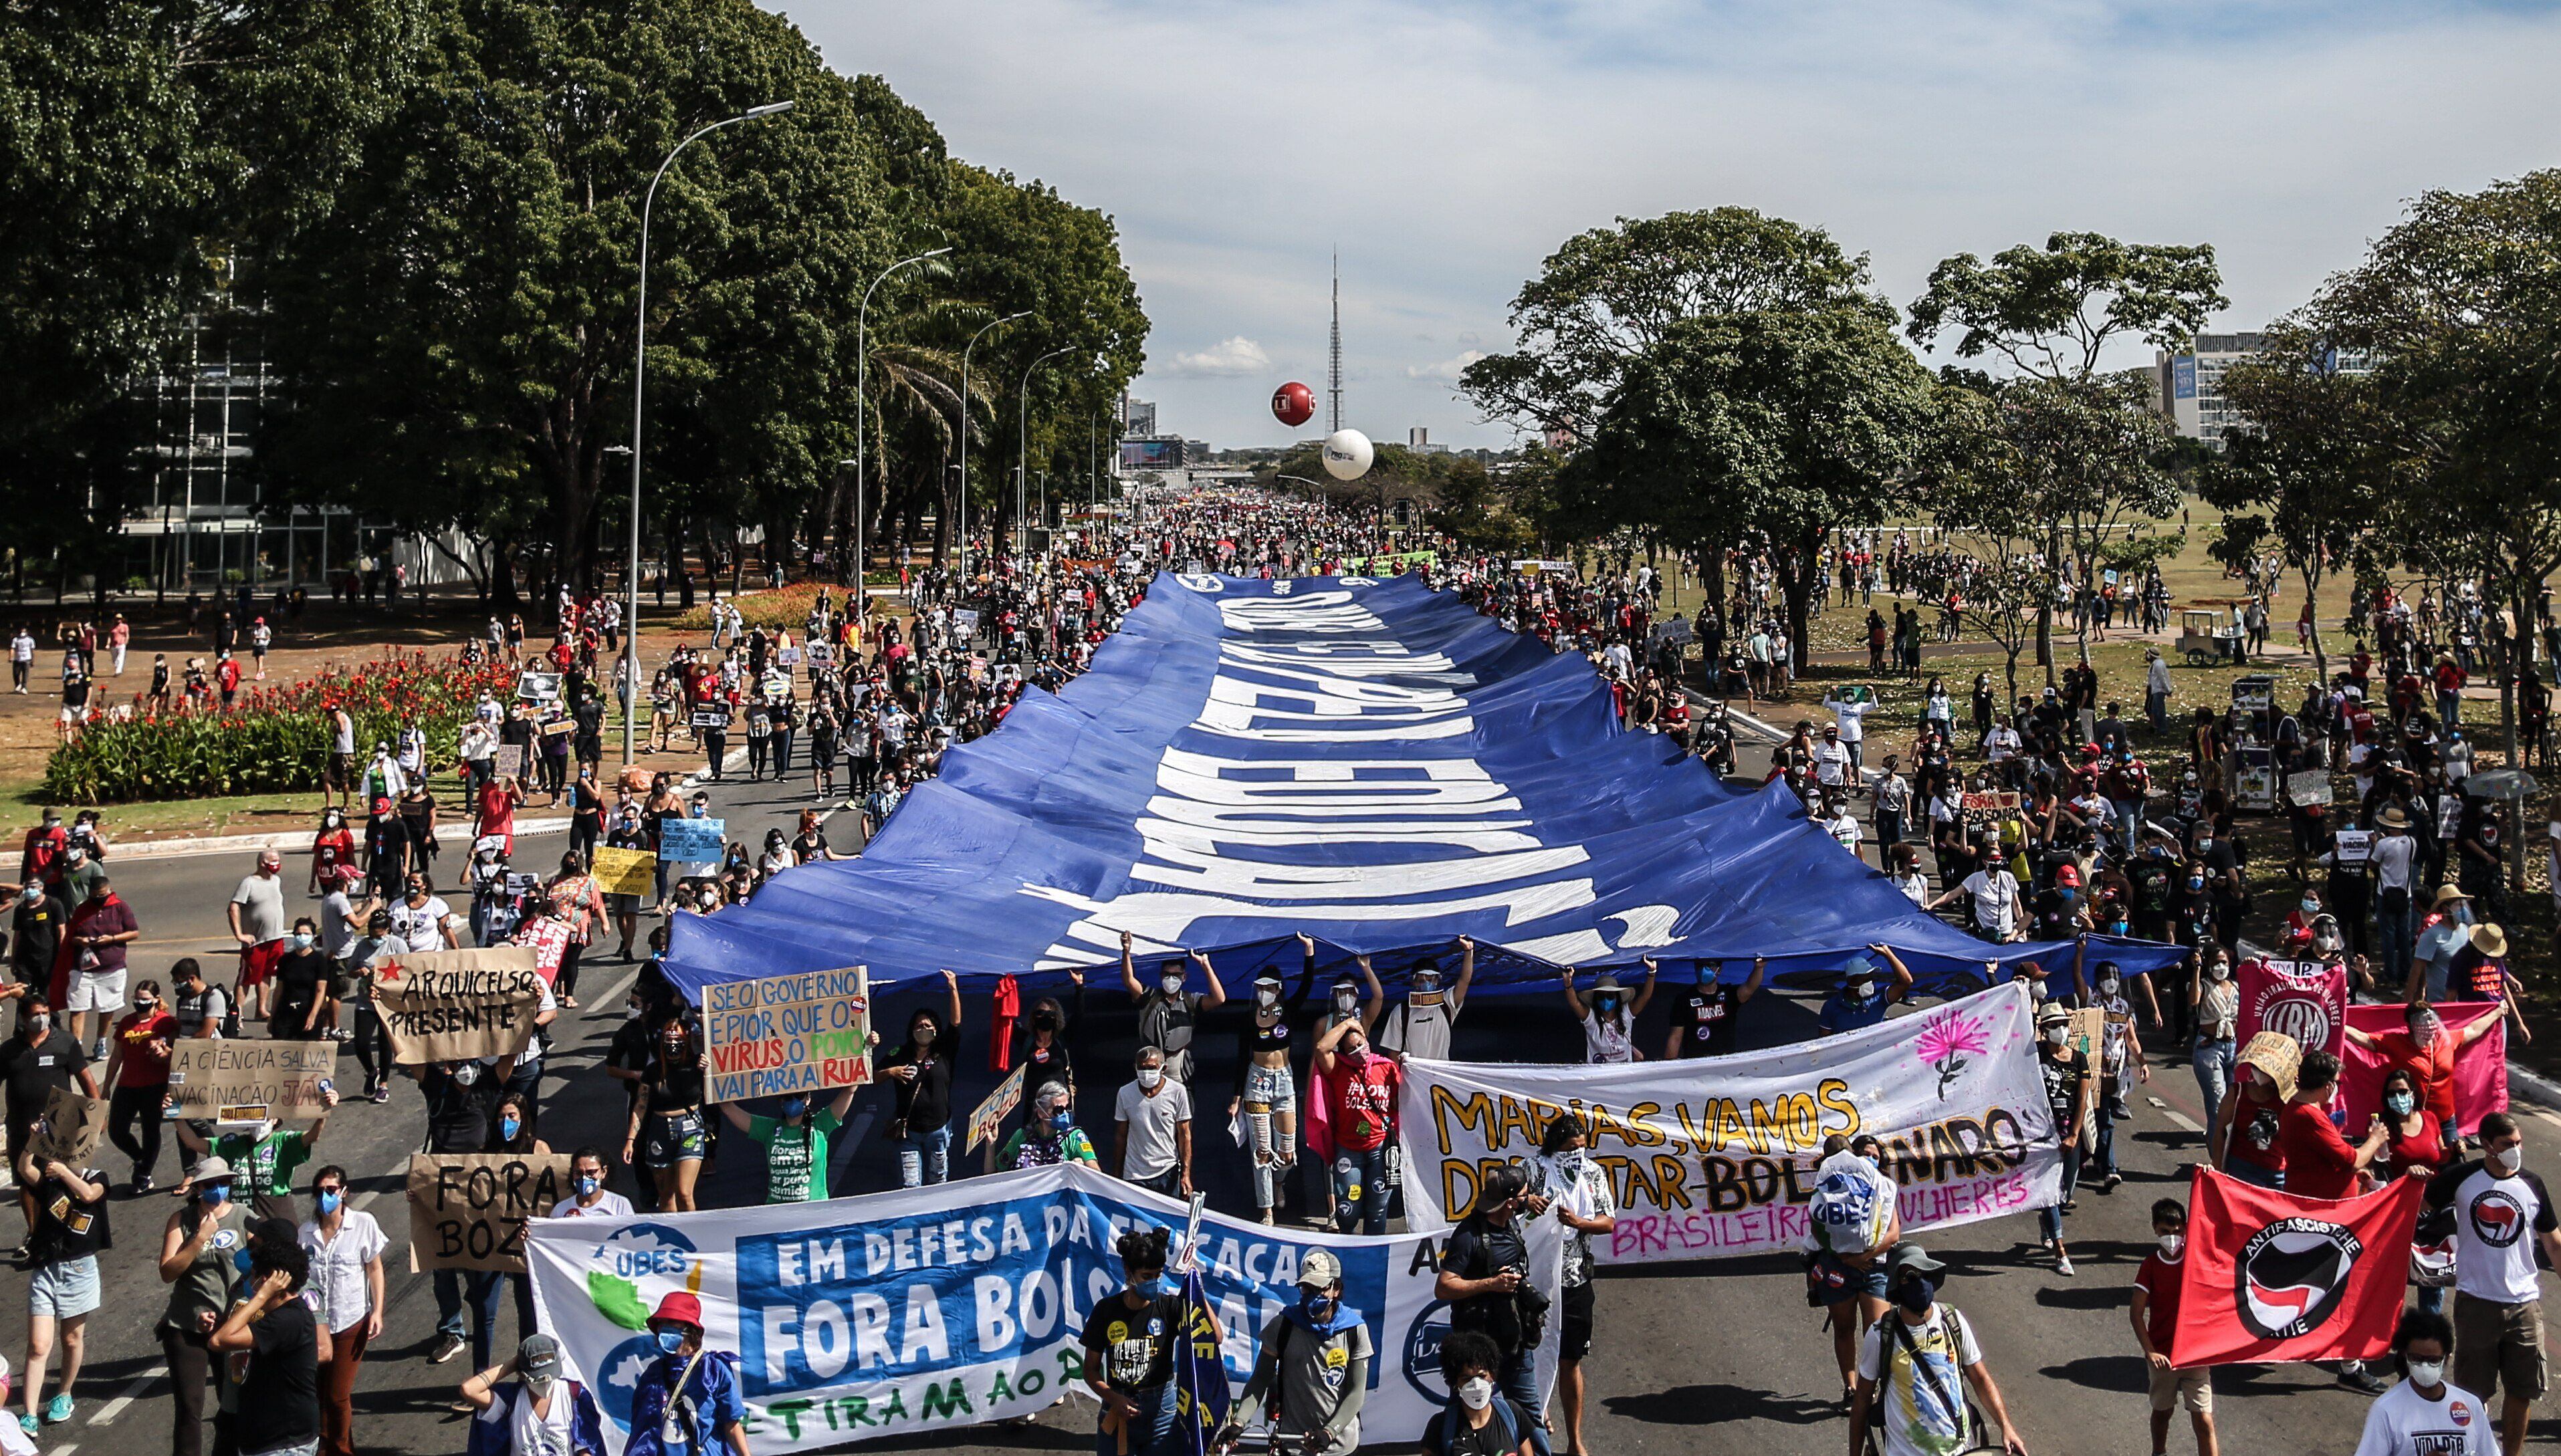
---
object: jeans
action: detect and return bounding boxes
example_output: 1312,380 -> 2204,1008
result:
1333,1145 -> 1388,1235
898,1123 -> 952,1187
108,1083 -> 166,1184
1874,809 -> 1904,846
1096,1380 -> 1179,1456
2094,1081 -> 2126,1177
2376,893 -> 2414,996
1499,1348 -> 1552,1456
2112,799 -> 2143,855
2146,689 -> 2168,734
2038,1144 -> 2084,1244
2193,1039 -> 2235,1139
2439,689 -> 2461,728
465,1270 -> 536,1368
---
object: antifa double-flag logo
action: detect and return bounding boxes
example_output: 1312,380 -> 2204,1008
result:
2469,1190 -> 2526,1249
2235,1217 -> 2363,1340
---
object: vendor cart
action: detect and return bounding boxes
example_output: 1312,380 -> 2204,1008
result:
2177,609 -> 2229,666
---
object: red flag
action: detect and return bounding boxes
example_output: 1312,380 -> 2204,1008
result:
2170,1167 -> 2422,1368
2236,957 -> 2347,1060
2340,1001 -> 2509,1136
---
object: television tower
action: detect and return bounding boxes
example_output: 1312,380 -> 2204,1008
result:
1327,251 -> 1343,435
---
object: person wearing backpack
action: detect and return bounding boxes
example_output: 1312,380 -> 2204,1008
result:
1215,1249 -> 1369,1455
1435,1166 -> 1551,1456
1848,1243 -> 2029,1456
1422,1329 -> 1537,1456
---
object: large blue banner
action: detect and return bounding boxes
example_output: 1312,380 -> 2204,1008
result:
665,573 -> 2177,997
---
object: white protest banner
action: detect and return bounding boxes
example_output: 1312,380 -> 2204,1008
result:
1397,979 -> 2060,1263
701,967 -> 872,1104
374,945 -> 548,1064
526,1162 -> 1559,1456
167,1040 -> 338,1118
2288,770 -> 2335,808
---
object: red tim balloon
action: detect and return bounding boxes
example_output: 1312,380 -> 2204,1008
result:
1271,380 -> 1315,428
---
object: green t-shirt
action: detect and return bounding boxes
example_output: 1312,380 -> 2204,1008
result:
998,1125 -> 1097,1169
213,1128 -> 312,1198
746,1108 -> 842,1203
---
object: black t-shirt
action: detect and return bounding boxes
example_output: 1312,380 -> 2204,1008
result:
420,1066 -> 504,1153
364,816 -> 412,865
10,893 -> 65,976
269,949 -> 330,1025
29,1170 -> 108,1265
0,1032 -> 87,1117
1079,1291 -> 1184,1391
1423,1399 -> 1533,1456
1669,984 -> 1739,1056
883,1043 -> 952,1126
2197,838 -> 2245,906
2128,859 -> 2176,919
2037,1047 -> 2086,1126
234,1296 -> 322,1452
1440,1214 -> 1531,1352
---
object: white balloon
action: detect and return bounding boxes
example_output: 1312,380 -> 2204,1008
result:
1320,429 -> 1374,481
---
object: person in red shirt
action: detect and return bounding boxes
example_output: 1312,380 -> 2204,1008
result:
102,977 -> 177,1193
18,810 -> 66,888
476,773 -> 523,856
2346,1001 -> 2495,1158
2373,1067 -> 2447,1183
307,807 -> 356,895
1313,1016 -> 1404,1236
2129,1198 -> 2218,1455
214,650 -> 241,707
2281,1051 -> 2389,1203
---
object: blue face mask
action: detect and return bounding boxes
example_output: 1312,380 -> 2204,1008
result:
655,1328 -> 686,1355
500,1116 -> 522,1142
577,1176 -> 600,1197
1133,1276 -> 1172,1300
1048,1110 -> 1074,1132
316,1190 -> 342,1217
233,1248 -> 255,1275
200,1184 -> 230,1207
780,1098 -> 808,1121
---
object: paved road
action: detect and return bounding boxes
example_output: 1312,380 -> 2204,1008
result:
8,739 -> 2556,1456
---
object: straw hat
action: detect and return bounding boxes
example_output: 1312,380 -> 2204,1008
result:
2376,805 -> 2411,830
2432,884 -> 2469,908
2469,924 -> 2508,959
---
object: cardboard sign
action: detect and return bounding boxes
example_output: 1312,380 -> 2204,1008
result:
1961,790 -> 2021,826
28,1088 -> 110,1166
964,1064 -> 1027,1155
490,744 -> 525,781
516,671 -> 562,703
2288,771 -> 2335,808
701,966 -> 871,1103
406,1152 -> 574,1273
2332,828 -> 2373,865
166,1040 -> 338,1118
590,845 -> 655,897
373,945 -> 547,1064
659,818 -> 726,864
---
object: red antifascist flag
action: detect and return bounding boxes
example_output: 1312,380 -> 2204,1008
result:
2169,1166 -> 2423,1368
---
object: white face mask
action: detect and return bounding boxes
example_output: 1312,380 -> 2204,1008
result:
2043,1026 -> 2068,1046
2098,978 -> 2121,996
2158,1233 -> 2185,1259
2405,1359 -> 2447,1389
1136,1068 -> 1164,1090
1159,975 -> 1184,997
2492,1145 -> 2524,1177
2208,963 -> 2231,982
1254,987 -> 1279,1009
1457,1376 -> 1494,1411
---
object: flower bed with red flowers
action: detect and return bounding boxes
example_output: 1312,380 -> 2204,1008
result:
41,651 -> 516,804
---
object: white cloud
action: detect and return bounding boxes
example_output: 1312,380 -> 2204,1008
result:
1163,336 -> 1272,378
792,1 -> 2561,451
1408,350 -> 1486,383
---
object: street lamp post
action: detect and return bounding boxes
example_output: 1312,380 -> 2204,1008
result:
622,99 -> 794,768
852,245 -> 952,613
956,312 -> 1028,582
1016,347 -> 1074,559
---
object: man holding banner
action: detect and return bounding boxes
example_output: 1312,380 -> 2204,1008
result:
1081,1225 -> 1195,1456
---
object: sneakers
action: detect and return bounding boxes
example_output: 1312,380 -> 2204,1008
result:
43,1394 -> 70,1424
131,1173 -> 154,1196
371,1083 -> 392,1104
16,1417 -> 33,1436
2340,1366 -> 2387,1395
430,1332 -> 468,1364
2056,1253 -> 2076,1277
2102,1172 -> 2124,1192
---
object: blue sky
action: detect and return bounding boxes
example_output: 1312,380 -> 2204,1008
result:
782,0 -> 2561,449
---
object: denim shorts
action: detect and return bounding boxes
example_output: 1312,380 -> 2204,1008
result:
1242,1062 -> 1295,1109
29,1254 -> 100,1319
645,1110 -> 707,1167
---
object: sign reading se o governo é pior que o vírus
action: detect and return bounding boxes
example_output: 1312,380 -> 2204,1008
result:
703,966 -> 871,1104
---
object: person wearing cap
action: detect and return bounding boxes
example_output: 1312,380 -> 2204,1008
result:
461,1332 -> 604,1456
2033,1001 -> 2090,1276
1565,963 -> 1655,1065
2446,924 -> 2529,1041
625,1291 -> 745,1456
1436,1165 -> 1550,1455
2211,1030 -> 2300,1191
297,1165 -> 383,1456
2410,884 -> 2476,1002
1817,946 -> 1914,1036
157,1155 -> 249,1456
2367,806 -> 2421,992
1849,1243 -> 2027,1456
1218,1247 -> 1369,1456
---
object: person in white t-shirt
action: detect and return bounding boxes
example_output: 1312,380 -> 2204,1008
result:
1850,1244 -> 2027,1456
459,1333 -> 598,1456
2355,1308 -> 2491,1455
1810,725 -> 1852,792
2422,1112 -> 2561,1453
548,1147 -> 635,1219
388,876 -> 458,953
1565,965 -> 1655,1064
1376,937 -> 1473,1063
1932,862 -> 2023,942
1821,689 -> 1875,775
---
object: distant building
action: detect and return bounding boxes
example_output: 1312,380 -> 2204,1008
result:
2156,331 -> 2371,449
1118,436 -> 1186,471
1120,392 -> 1157,439
1407,427 -> 1448,455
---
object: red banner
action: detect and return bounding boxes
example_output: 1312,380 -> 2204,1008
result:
2169,1167 -> 2423,1368
2237,957 -> 2347,1060
2340,1002 -> 2508,1137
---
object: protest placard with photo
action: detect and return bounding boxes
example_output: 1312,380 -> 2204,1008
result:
516,671 -> 562,703
166,1039 -> 338,1118
29,1088 -> 110,1165
374,946 -> 547,1064
407,1152 -> 574,1272
701,966 -> 871,1103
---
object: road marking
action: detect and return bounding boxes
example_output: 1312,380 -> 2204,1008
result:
2146,1096 -> 2205,1135
85,1366 -> 163,1425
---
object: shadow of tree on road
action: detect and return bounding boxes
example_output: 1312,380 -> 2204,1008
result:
1605,1381 -> 1840,1426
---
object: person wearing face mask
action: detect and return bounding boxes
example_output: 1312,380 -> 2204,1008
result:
2350,1000 -> 2495,1161
879,971 -> 962,1188
411,1054 -> 510,1365
2033,1002 -> 2089,1276
1850,1243 -> 2027,1456
1419,1331 -> 1536,1456
2412,884 -> 2477,1002
1524,1114 -> 1619,1453
2420,1112 -> 2561,1455
2210,1032 -> 2300,1193
460,1332 -> 604,1456
336,909 -> 398,1103
207,1227 -> 328,1456
1313,1016 -> 1406,1235
265,916 -> 334,1042
1228,937 -> 1317,1225
1564,965 -> 1655,1065
1816,947 -> 1913,1036
2082,955 -> 2151,1194
102,977 -> 175,1193
549,1146 -> 635,1219
1113,1046 -> 1194,1199
1436,1166 -> 1551,1455
717,1078 -> 858,1204
601,805 -> 651,961
998,1083 -> 1098,1170
1079,1227 -> 1196,1456
625,1292 -> 747,1456
191,1086 -> 336,1227
8,879 -> 65,1036
14,1142 -> 105,1435
1118,930 -> 1227,1085
2355,1308 -> 2491,1455
624,1011 -> 710,1212
2189,949 -> 2240,1135
295,1165 -> 383,1456
0,994 -> 96,1252
1220,1249 -> 1370,1456
2129,1199 -> 2217,1456
156,1157 -> 249,1456
1008,976 -> 1083,1116
1379,937 -> 1475,1068
59,873 -> 136,1061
